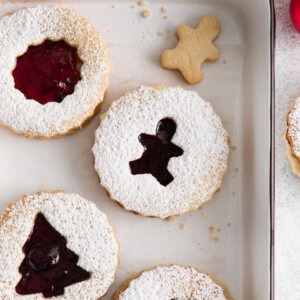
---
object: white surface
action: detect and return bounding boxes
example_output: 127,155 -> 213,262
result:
0,1 -> 271,299
275,0 -> 300,299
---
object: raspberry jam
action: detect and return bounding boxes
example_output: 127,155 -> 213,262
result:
15,213 -> 90,298
12,40 -> 82,105
129,118 -> 184,186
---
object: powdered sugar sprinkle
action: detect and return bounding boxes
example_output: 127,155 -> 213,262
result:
93,86 -> 229,218
117,265 -> 227,299
286,97 -> 300,158
0,191 -> 119,299
0,5 -> 109,138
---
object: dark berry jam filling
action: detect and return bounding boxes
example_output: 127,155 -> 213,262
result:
12,40 -> 82,105
129,118 -> 184,186
16,213 -> 90,298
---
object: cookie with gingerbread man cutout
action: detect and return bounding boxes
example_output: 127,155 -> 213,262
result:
93,86 -> 229,218
161,16 -> 220,84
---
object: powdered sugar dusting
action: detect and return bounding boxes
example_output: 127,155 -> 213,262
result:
93,86 -> 229,218
286,97 -> 300,158
0,5 -> 109,138
0,191 -> 119,299
117,265 -> 227,299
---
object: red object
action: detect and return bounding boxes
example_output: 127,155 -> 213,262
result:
290,0 -> 300,32
13,40 -> 82,105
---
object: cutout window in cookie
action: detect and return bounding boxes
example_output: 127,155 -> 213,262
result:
16,213 -> 90,298
12,40 -> 83,105
129,117 -> 184,186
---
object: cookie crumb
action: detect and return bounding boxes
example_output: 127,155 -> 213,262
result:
227,223 -> 231,228
166,216 -> 175,222
223,59 -> 227,64
179,223 -> 185,230
138,0 -> 147,6
120,79 -> 132,84
209,226 -> 215,233
160,6 -> 168,13
217,228 -> 221,232
163,15 -> 168,20
213,236 -> 219,241
153,84 -> 166,90
142,10 -> 151,18
156,31 -> 164,37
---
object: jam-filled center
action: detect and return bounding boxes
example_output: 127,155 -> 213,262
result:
15,213 -> 90,298
129,118 -> 184,186
27,243 -> 60,271
12,39 -> 82,105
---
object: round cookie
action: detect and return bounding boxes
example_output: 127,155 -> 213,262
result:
114,265 -> 231,300
286,97 -> 300,176
93,86 -> 229,218
0,5 -> 109,138
0,191 -> 119,299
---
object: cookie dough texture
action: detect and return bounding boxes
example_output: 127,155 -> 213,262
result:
93,86 -> 229,218
161,16 -> 220,84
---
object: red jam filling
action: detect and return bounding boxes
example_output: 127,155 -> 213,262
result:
129,118 -> 184,186
15,213 -> 90,298
12,40 -> 82,105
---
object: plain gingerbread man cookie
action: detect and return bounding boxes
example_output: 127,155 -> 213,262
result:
161,16 -> 221,84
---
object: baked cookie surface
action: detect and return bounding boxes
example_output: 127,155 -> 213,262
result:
93,86 -> 229,218
115,265 -> 230,300
286,97 -> 300,176
0,191 -> 119,299
161,16 -> 220,84
0,5 -> 109,138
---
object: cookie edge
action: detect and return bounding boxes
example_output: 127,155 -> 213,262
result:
94,85 -> 229,219
113,265 -> 233,300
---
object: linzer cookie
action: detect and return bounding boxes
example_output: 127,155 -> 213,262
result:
114,265 -> 232,299
286,97 -> 300,176
161,16 -> 220,84
0,5 -> 109,138
93,86 -> 229,218
0,191 -> 119,299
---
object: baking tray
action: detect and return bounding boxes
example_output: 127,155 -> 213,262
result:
0,0 -> 274,299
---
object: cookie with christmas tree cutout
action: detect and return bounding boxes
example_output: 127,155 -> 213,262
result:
114,265 -> 232,299
0,191 -> 119,299
0,5 -> 109,138
93,86 -> 229,218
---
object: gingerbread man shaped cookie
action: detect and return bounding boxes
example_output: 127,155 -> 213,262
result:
161,16 -> 220,84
